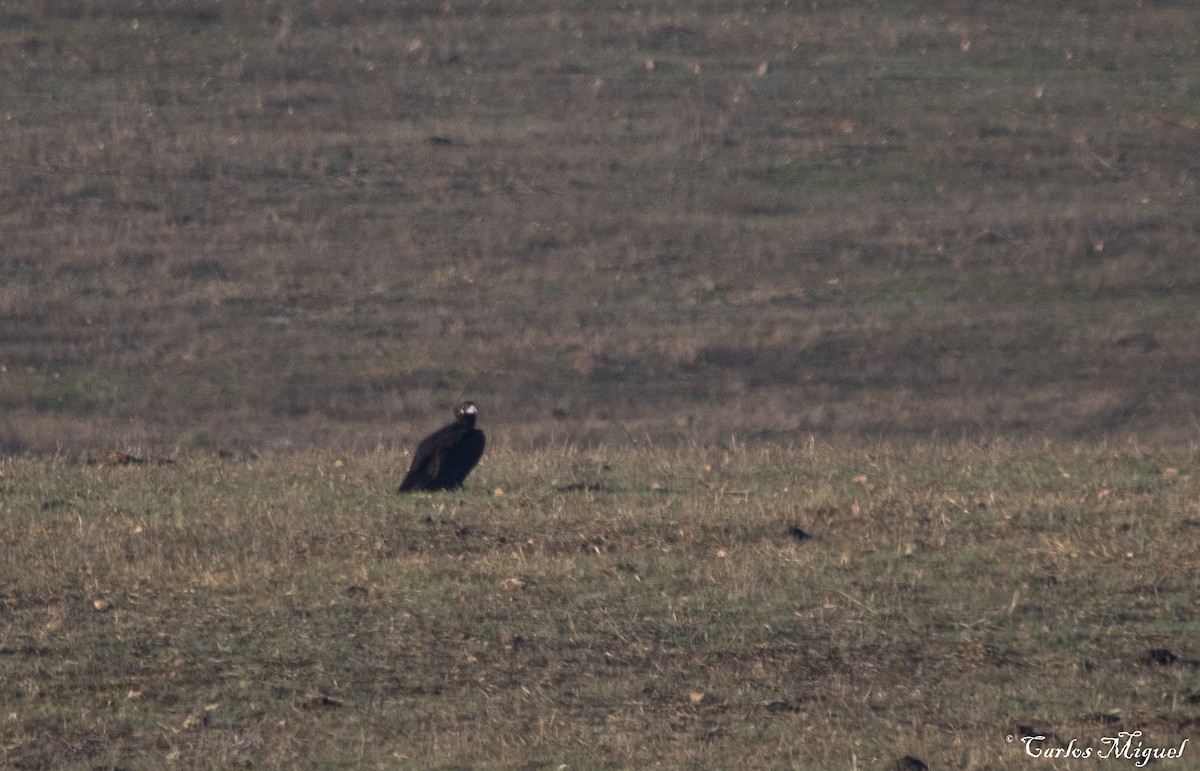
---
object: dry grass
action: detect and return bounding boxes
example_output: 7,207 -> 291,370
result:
1,2 -> 1199,452
2,441 -> 1199,768
2,4 -> 1200,768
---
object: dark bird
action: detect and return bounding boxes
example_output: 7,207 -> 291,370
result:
398,401 -> 485,492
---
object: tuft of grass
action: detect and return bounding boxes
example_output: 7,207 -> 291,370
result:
2,441 -> 1198,768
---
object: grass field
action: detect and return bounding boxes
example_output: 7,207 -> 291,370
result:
1,1 -> 1199,451
2,1 -> 1200,768
3,442 -> 1200,769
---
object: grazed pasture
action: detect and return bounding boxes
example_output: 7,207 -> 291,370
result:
1,1 -> 1198,451
2,2 -> 1200,769
3,442 -> 1200,769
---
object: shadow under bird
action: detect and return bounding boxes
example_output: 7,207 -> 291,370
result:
398,401 -> 486,492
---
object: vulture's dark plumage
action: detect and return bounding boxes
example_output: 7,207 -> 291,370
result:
398,401 -> 485,492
